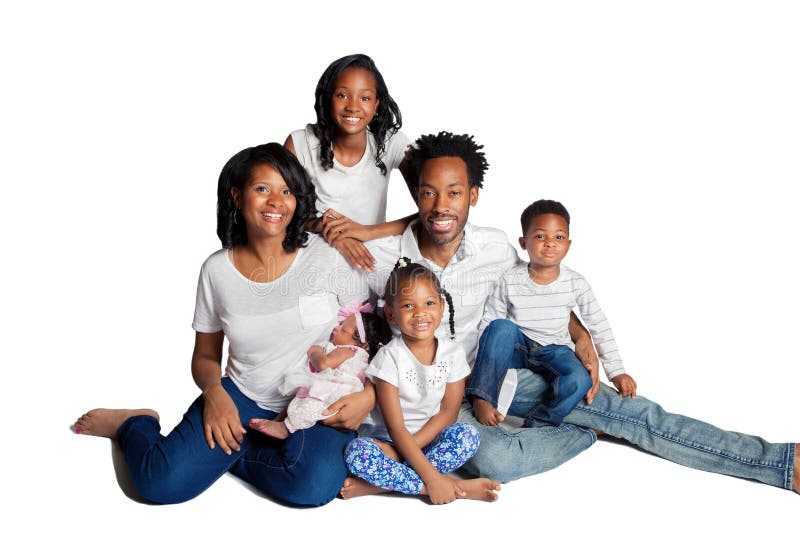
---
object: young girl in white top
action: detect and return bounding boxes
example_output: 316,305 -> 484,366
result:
249,303 -> 391,439
285,54 -> 414,271
342,258 -> 501,504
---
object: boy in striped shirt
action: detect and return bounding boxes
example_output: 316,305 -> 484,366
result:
466,199 -> 636,427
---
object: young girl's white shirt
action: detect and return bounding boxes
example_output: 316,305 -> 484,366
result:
290,125 -> 410,225
191,234 -> 370,412
361,336 -> 471,441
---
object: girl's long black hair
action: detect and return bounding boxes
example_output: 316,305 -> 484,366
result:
312,53 -> 402,176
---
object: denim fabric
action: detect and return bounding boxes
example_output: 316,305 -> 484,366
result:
466,319 -> 591,426
463,368 -> 795,489
345,422 -> 480,494
458,402 -> 596,483
116,377 -> 355,506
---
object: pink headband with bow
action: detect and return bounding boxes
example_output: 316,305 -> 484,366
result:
337,301 -> 373,347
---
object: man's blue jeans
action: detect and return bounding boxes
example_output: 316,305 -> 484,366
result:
116,377 -> 355,506
466,319 -> 591,426
460,369 -> 795,489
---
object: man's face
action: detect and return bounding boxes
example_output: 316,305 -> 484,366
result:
416,157 -> 479,246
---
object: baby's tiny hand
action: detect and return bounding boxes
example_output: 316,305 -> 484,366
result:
610,374 -> 637,398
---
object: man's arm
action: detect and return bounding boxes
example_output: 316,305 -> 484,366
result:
568,312 -> 599,404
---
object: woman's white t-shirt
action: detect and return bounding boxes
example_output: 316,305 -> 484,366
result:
191,234 -> 369,412
290,125 -> 410,225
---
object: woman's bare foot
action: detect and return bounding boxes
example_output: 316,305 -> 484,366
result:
73,408 -> 159,438
793,443 -> 799,494
249,418 -> 289,439
456,478 -> 501,502
472,397 -> 504,426
339,477 -> 390,499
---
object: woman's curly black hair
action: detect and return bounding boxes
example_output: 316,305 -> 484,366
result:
216,143 -> 317,252
312,53 -> 402,175
383,257 -> 456,340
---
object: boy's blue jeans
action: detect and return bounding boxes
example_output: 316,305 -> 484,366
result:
466,319 -> 591,426
116,377 -> 354,506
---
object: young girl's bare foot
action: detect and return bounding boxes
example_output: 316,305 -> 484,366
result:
793,444 -> 799,494
457,478 -> 501,502
472,397 -> 504,426
339,477 -> 389,499
249,418 -> 289,439
73,408 -> 159,438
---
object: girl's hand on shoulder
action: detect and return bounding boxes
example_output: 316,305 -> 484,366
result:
322,387 -> 376,431
331,237 -> 377,272
610,373 -> 637,398
320,209 -> 374,243
201,383 -> 246,454
426,474 -> 465,505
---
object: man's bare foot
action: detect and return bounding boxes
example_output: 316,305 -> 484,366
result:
456,478 -> 501,502
793,443 -> 799,494
249,418 -> 289,439
339,477 -> 389,499
472,397 -> 504,426
73,408 -> 159,438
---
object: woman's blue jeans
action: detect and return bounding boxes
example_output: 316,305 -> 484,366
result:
116,377 -> 355,506
460,369 -> 795,489
466,319 -> 591,426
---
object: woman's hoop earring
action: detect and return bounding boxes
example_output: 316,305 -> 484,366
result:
233,209 -> 238,225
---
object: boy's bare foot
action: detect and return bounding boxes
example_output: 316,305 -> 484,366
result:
472,397 -> 504,426
73,408 -> 159,438
457,478 -> 501,502
249,418 -> 289,439
339,476 -> 389,499
793,444 -> 799,494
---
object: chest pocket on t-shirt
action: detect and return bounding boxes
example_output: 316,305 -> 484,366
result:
298,294 -> 337,330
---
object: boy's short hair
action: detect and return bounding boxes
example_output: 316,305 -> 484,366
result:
520,199 -> 571,235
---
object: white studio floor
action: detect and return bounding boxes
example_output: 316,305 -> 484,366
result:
57,409 -> 797,534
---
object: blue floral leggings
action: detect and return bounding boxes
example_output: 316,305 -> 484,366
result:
344,422 -> 480,494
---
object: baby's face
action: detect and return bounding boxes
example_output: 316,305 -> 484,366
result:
520,213 -> 572,268
331,315 -> 361,346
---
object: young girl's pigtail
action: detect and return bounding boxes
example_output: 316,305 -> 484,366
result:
394,256 -> 411,270
441,288 -> 456,341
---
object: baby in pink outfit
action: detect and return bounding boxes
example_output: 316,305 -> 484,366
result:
250,303 -> 391,439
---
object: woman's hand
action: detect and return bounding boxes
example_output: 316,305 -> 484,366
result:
425,473 -> 466,505
319,209 -> 373,243
202,383 -> 246,454
322,386 -> 375,431
611,373 -> 637,398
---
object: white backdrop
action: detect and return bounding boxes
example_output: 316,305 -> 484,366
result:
2,1 -> 799,532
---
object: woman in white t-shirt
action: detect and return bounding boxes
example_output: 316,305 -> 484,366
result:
286,54 -> 415,271
73,143 -> 372,507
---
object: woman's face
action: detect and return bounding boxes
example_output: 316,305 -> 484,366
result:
233,164 -> 296,242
